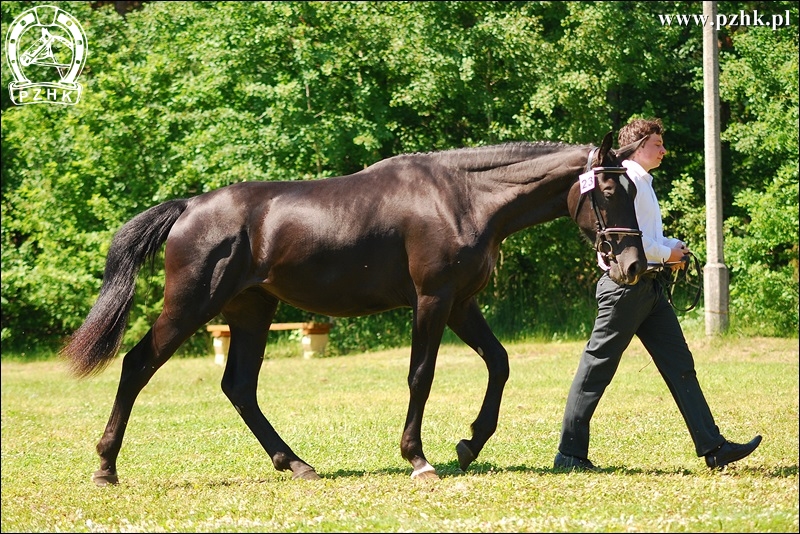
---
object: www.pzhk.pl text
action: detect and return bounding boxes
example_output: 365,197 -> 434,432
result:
658,10 -> 792,31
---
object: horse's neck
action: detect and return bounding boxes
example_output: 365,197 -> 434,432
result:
470,147 -> 587,240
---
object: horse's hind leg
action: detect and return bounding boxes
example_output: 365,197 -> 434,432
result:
220,287 -> 320,481
447,297 -> 509,471
92,316 -> 195,486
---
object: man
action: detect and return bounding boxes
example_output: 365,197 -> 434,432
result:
554,118 -> 762,471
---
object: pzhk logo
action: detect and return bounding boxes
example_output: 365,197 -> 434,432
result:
5,5 -> 88,106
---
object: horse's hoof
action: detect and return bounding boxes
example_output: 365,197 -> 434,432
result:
410,463 -> 438,481
411,469 -> 440,481
292,467 -> 321,481
92,469 -> 119,486
456,439 -> 476,471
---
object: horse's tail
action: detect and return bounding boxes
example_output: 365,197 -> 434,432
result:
60,199 -> 189,378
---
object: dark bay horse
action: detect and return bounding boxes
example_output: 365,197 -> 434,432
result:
61,131 -> 646,485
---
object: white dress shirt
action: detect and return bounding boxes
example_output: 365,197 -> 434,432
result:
598,159 -> 682,270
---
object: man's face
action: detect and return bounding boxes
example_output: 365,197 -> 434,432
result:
633,134 -> 666,172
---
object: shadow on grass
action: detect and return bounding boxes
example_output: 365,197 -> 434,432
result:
319,461 -> 697,479
463,462 -> 799,478
160,461 -> 798,488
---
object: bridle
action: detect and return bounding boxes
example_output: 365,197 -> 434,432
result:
574,148 -> 642,267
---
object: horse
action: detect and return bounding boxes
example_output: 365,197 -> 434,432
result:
60,131 -> 647,485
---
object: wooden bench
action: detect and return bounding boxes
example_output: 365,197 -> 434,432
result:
206,322 -> 332,364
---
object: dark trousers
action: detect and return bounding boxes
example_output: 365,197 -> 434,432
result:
558,272 -> 726,459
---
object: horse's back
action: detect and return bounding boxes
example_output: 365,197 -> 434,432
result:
180,155 -> 467,237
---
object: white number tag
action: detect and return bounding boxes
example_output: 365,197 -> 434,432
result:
579,170 -> 595,194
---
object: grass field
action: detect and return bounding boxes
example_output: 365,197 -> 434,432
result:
1,335 -> 797,532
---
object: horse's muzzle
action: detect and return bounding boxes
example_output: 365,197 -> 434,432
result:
607,253 -> 646,286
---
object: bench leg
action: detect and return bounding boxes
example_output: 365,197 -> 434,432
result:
213,336 -> 230,366
301,333 -> 328,358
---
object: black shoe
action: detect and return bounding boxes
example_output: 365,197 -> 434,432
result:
705,435 -> 762,469
554,452 -> 599,471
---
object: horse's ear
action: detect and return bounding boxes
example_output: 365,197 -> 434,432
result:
614,135 -> 649,161
601,131 -> 614,153
594,131 -> 614,166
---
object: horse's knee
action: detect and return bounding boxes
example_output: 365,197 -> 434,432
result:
220,375 -> 235,400
220,376 -> 255,410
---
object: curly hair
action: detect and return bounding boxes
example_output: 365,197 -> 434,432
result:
618,118 -> 664,147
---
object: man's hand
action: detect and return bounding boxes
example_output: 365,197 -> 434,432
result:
667,242 -> 690,271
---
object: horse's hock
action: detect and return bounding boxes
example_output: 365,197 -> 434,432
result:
206,322 -> 332,364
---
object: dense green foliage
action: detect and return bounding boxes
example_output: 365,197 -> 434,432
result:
2,1 -> 797,355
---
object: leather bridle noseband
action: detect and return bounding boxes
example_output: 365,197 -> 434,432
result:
575,148 -> 643,267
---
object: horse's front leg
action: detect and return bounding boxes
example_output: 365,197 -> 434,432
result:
447,297 -> 509,471
402,294 -> 451,480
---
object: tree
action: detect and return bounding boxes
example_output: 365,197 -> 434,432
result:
2,1 -> 796,355
719,20 -> 799,335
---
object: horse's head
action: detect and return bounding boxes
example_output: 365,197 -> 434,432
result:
569,131 -> 647,285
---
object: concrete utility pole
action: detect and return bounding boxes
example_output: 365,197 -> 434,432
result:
702,0 -> 729,334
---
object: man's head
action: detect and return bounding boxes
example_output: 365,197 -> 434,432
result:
618,118 -> 666,172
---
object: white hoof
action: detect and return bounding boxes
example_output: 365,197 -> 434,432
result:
410,462 -> 436,479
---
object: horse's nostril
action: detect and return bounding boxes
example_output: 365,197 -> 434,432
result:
627,261 -> 643,280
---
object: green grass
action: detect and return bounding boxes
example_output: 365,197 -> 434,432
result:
1,336 -> 797,532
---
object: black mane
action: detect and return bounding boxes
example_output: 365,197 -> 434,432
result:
417,141 -> 587,173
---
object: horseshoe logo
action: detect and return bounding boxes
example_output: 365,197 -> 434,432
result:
5,5 -> 88,106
